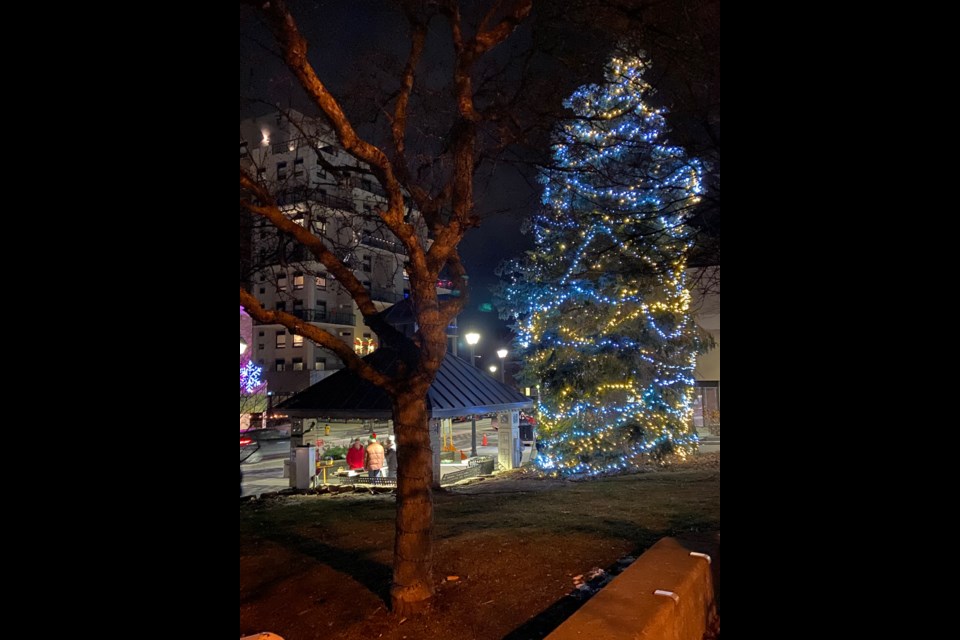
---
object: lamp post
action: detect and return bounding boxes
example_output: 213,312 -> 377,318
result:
497,348 -> 508,383
465,332 -> 481,456
489,365 -> 497,375
465,332 -> 480,368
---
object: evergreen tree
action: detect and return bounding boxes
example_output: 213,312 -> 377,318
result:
498,53 -> 708,475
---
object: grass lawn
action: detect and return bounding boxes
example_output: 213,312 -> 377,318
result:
241,454 -> 720,640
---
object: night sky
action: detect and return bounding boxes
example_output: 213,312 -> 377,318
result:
240,0 -> 720,368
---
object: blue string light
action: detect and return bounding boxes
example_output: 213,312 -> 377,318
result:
500,53 -> 709,476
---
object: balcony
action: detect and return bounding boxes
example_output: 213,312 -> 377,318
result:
290,308 -> 355,326
275,187 -> 354,211
360,233 -> 407,255
360,181 -> 388,198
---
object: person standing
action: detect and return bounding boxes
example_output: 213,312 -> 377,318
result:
383,437 -> 398,478
346,438 -> 365,471
365,433 -> 385,479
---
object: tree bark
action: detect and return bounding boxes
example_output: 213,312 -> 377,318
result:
390,387 -> 435,614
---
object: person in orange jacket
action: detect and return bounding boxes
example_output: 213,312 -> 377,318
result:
364,433 -> 385,478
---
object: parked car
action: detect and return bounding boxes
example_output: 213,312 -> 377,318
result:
240,427 -> 291,464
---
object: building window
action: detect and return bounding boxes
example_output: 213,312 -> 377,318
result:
293,334 -> 303,348
275,301 -> 286,312
363,333 -> 372,339
258,343 -> 264,351
339,331 -> 352,338
259,287 -> 265,294
362,179 -> 373,191
276,161 -> 287,179
293,299 -> 303,312
316,168 -> 326,180
316,301 -> 327,320
275,332 -> 286,349
362,255 -> 372,273
316,274 -> 327,290
258,331 -> 264,337
257,167 -> 266,180
294,158 -> 304,176
277,274 -> 287,292
293,272 -> 304,290
315,357 -> 326,370
292,357 -> 304,371
275,359 -> 285,372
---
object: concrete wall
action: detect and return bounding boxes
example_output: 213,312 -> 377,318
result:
546,536 -> 719,640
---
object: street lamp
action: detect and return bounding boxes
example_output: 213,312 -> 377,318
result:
488,365 -> 497,375
497,348 -> 508,383
465,332 -> 480,368
240,336 -> 248,354
465,331 -> 481,456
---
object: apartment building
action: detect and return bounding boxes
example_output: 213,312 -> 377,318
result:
240,109 -> 445,398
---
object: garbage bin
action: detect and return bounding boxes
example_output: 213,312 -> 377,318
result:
295,444 -> 316,489
519,423 -> 533,441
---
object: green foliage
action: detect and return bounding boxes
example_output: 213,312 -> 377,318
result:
323,446 -> 347,460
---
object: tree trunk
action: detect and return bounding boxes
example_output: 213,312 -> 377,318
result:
390,388 -> 434,614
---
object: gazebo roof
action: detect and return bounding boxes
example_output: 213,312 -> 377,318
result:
276,347 -> 532,420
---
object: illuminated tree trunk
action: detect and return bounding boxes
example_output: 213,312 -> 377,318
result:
390,387 -> 434,614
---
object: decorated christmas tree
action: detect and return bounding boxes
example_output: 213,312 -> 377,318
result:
498,53 -> 708,476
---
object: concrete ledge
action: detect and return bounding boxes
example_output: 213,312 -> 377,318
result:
545,536 -> 719,640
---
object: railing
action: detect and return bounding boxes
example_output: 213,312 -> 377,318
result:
275,187 -> 355,211
315,191 -> 355,210
360,234 -> 407,255
290,308 -> 355,326
442,455 -> 496,484
360,182 -> 387,198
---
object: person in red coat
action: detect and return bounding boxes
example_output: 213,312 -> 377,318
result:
346,438 -> 365,471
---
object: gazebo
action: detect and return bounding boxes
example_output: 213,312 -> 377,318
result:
276,345 -> 533,483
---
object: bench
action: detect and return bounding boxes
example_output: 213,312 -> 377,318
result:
341,475 -> 398,487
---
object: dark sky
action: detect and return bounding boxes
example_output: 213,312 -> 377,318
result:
240,0 -> 720,368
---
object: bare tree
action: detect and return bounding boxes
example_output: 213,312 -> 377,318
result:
239,0 -> 532,614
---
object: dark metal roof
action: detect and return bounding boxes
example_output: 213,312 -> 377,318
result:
276,347 -> 532,419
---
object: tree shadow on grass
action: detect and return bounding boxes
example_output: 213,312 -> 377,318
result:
499,528 -> 659,640
252,529 -> 394,606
